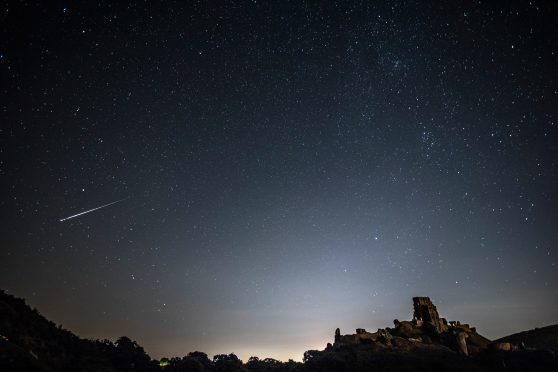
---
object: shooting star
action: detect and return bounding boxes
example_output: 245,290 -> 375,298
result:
59,198 -> 128,222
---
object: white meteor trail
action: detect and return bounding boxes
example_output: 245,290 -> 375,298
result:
59,198 -> 128,222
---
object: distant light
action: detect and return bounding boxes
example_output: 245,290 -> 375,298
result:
159,360 -> 170,367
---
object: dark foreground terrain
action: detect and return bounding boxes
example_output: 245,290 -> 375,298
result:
496,324 -> 558,353
1,290 -> 556,372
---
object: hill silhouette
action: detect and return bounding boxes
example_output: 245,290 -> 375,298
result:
496,325 -> 558,352
1,289 -> 557,372
0,290 -> 157,371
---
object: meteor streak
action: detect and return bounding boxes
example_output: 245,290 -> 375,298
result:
59,198 -> 128,222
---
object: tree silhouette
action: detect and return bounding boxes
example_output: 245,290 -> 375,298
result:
110,336 -> 153,371
212,353 -> 242,372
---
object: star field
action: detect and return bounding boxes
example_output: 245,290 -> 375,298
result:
1,0 -> 557,362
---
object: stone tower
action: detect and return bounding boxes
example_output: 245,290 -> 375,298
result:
413,297 -> 442,330
334,328 -> 341,343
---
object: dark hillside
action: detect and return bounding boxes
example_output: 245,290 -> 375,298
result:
0,290 -> 156,371
496,325 -> 558,352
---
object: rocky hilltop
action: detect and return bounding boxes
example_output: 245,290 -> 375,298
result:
331,297 -> 491,356
302,297 -> 558,371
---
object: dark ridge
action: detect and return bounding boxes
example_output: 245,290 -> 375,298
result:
0,289 -> 156,372
496,325 -> 558,352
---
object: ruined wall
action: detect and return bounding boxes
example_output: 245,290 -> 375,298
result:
334,328 -> 377,346
412,297 -> 446,331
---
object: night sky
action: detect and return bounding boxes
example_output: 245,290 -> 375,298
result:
1,0 -> 557,362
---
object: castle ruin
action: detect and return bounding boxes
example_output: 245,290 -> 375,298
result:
331,296 -> 488,356
412,296 -> 448,332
